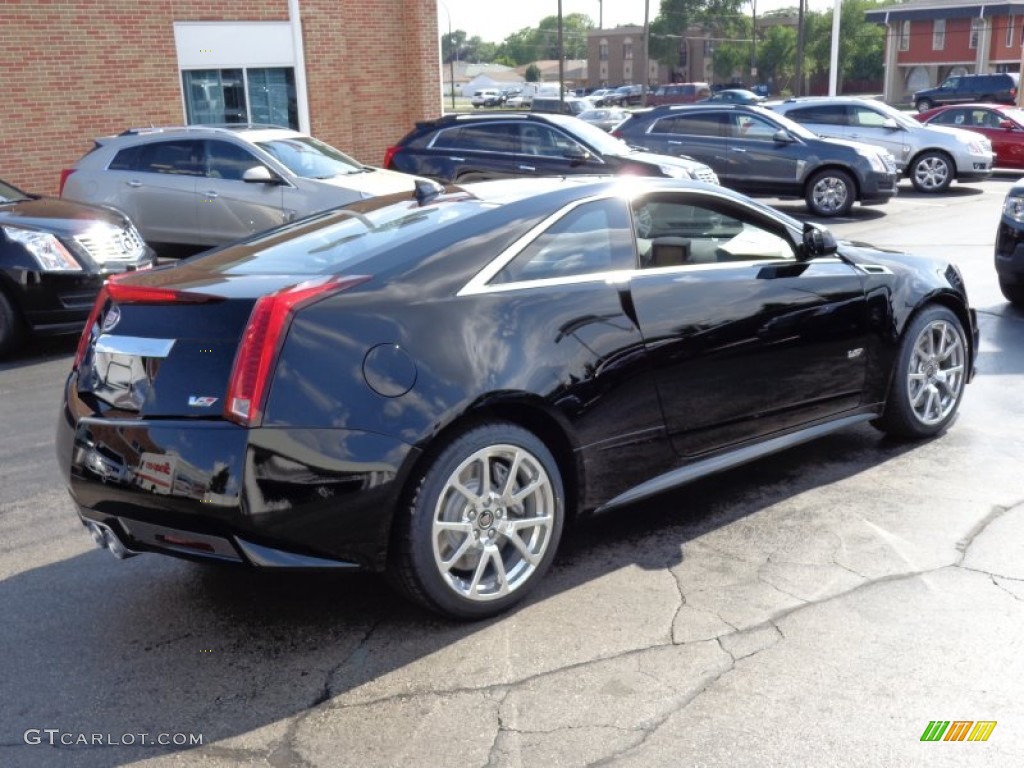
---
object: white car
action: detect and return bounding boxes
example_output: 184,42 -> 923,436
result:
60,125 -> 422,247
769,96 -> 993,193
471,89 -> 502,107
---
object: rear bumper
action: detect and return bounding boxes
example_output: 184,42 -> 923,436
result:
57,379 -> 420,570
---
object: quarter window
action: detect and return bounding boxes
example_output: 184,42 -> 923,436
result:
491,199 -> 635,284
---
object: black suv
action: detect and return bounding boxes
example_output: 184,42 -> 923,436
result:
612,104 -> 899,217
384,112 -> 720,185
914,73 -> 1019,112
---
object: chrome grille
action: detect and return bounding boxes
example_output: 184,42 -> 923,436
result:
75,225 -> 145,263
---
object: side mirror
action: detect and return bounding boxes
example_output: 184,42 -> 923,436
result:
242,166 -> 282,184
801,222 -> 838,259
563,146 -> 590,163
773,129 -> 795,144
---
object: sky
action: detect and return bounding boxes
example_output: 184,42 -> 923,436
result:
437,0 -> 836,44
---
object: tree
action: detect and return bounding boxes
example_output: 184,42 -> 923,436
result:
525,63 -> 541,82
441,30 -> 467,64
649,0 -> 746,70
757,24 -> 797,93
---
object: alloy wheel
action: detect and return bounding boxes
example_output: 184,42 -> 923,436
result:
906,319 -> 966,426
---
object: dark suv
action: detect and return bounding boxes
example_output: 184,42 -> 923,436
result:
612,104 -> 899,217
914,73 -> 1019,112
384,112 -> 720,185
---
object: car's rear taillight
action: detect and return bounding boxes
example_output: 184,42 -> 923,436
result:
224,275 -> 371,427
58,169 -> 76,197
611,129 -> 623,139
383,146 -> 399,169
73,284 -> 110,371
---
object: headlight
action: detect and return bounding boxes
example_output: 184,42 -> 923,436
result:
658,164 -> 690,179
1002,195 -> 1024,223
856,149 -> 889,173
2,226 -> 82,271
961,138 -> 991,155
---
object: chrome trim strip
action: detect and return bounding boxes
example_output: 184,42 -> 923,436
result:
596,413 -> 876,513
235,538 -> 360,569
95,335 -> 176,357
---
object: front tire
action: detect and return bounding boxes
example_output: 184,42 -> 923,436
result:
805,168 -> 855,217
910,151 -> 953,192
916,98 -> 933,112
874,305 -> 968,438
391,423 -> 565,619
999,277 -> 1024,306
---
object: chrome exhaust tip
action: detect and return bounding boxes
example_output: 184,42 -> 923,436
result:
83,520 -> 138,560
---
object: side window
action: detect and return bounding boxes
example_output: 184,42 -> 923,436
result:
790,105 -> 848,126
633,195 -> 795,267
108,145 -> 146,171
133,140 -> 203,176
731,114 -> 780,140
431,124 -> 517,153
519,124 -> 582,157
205,140 -> 264,180
491,198 -> 634,284
851,107 -> 889,127
661,113 -> 727,137
932,109 -> 967,126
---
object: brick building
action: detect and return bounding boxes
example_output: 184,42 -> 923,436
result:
1,1 -> 441,196
866,0 -> 1024,102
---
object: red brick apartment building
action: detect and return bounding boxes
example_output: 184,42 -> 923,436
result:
1,1 -> 441,196
866,0 -> 1024,102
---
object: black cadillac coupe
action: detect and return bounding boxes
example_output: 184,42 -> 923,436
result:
57,176 -> 978,619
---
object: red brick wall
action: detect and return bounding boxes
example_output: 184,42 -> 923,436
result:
899,18 -> 976,65
1,1 -> 440,195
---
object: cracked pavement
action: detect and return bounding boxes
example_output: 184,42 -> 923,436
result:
2,181 -> 1023,767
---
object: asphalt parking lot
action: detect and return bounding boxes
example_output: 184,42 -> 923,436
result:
1,176 -> 1022,768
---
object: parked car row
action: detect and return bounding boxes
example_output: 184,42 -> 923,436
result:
2,91 -> 1016,358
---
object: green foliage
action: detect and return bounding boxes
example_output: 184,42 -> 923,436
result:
525,63 -> 541,82
495,13 -> 595,65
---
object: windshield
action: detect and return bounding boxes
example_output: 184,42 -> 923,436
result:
0,179 -> 30,202
256,136 -> 365,179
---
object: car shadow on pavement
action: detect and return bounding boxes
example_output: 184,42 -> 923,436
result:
0,335 -> 76,372
0,420 -> 929,767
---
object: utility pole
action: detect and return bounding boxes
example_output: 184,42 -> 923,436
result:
750,0 -> 757,84
598,0 -> 603,29
558,0 -> 565,109
642,0 -> 650,105
795,0 -> 805,96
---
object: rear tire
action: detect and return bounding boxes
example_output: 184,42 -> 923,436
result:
0,290 -> 25,358
874,304 -> 968,438
805,168 -> 855,217
999,277 -> 1024,306
390,422 -> 564,620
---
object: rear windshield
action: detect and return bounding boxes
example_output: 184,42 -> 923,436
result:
197,196 -> 494,276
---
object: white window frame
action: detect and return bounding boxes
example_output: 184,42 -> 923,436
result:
933,19 -> 946,50
1007,16 -> 1015,48
899,21 -> 911,52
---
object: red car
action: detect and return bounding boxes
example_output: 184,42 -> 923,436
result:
915,103 -> 1024,169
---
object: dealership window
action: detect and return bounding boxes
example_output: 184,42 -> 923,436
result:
899,21 -> 910,51
182,68 -> 297,129
933,19 -> 945,50
970,18 -> 982,49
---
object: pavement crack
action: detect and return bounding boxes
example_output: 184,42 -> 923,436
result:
956,504 -> 1012,564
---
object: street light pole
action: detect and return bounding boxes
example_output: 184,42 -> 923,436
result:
438,0 -> 456,111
